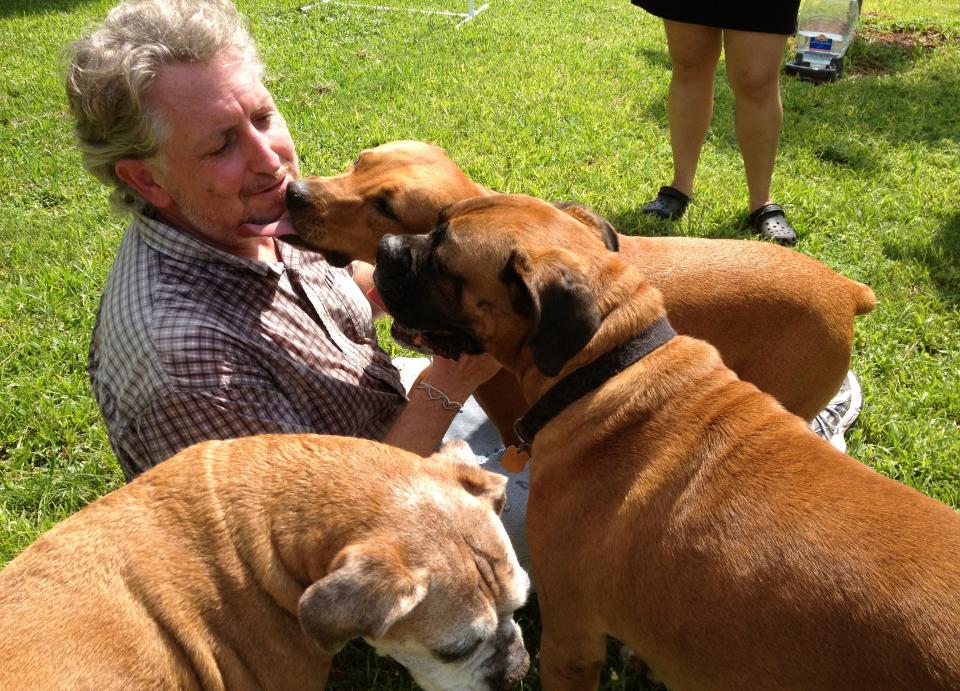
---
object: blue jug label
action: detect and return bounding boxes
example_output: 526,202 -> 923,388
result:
810,34 -> 834,51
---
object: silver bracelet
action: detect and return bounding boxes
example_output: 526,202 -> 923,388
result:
415,381 -> 464,412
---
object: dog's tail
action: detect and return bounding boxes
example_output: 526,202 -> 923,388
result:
853,282 -> 877,316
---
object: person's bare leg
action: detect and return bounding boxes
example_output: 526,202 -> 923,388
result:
723,30 -> 790,212
663,20 -> 723,198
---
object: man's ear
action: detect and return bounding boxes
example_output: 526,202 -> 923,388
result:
114,158 -> 173,209
500,249 -> 601,378
298,539 -> 428,654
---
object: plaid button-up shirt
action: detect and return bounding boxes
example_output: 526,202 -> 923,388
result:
89,214 -> 406,480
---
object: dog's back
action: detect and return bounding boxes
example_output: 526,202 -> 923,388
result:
0,496 -> 239,689
533,335 -> 960,690
617,234 -> 875,420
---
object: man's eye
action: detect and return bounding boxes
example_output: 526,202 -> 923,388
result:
208,134 -> 235,156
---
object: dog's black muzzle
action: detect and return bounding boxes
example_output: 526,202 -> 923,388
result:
374,233 -> 484,360
374,233 -> 431,308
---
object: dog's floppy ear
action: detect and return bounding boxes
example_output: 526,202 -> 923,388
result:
458,464 -> 509,515
552,201 -> 619,252
299,539 -> 428,653
429,443 -> 508,514
501,249 -> 601,377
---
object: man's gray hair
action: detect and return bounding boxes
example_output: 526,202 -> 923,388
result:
63,0 -> 263,213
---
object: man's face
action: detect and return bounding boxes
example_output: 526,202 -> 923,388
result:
134,52 -> 298,255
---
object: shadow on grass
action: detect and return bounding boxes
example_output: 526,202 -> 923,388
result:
846,19 -> 954,74
609,208 -> 685,239
608,206 -> 758,243
881,211 -> 960,308
697,57 -> 960,162
788,61 -> 959,145
636,47 -> 671,71
785,24 -> 959,152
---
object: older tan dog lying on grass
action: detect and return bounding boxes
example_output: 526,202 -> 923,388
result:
372,194 -> 960,691
285,141 -> 875,436
0,435 -> 530,691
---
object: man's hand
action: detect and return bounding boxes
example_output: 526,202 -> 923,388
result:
381,352 -> 502,457
426,352 -> 502,402
351,261 -> 385,318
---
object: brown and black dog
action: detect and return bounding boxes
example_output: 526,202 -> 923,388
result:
286,141 -> 875,439
0,435 -> 530,691
372,193 -> 960,691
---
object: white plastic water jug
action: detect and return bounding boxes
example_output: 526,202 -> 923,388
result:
785,0 -> 862,82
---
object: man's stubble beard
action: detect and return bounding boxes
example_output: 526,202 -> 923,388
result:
162,160 -> 297,243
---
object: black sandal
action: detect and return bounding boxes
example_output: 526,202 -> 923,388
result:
641,185 -> 690,221
749,203 -> 798,245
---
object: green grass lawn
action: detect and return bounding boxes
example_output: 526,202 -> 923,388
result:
1,0 -> 958,688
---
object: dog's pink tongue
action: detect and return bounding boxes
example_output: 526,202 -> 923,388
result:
239,213 -> 297,238
366,286 -> 387,312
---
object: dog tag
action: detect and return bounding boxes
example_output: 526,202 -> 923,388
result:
501,446 -> 530,473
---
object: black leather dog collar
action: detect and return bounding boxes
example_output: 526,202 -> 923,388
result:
514,316 -> 676,452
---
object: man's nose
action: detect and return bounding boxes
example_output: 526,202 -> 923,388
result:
246,124 -> 283,173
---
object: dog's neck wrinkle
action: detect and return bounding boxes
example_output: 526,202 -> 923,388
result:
127,453 -> 329,680
202,464 -> 310,619
267,506 -> 365,590
211,457 -> 382,616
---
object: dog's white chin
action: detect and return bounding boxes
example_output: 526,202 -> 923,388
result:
369,641 -> 494,691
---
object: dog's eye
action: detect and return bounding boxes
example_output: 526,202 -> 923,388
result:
432,638 -> 482,663
375,194 -> 399,221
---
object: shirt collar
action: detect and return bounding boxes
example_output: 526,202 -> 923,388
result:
132,212 -> 294,276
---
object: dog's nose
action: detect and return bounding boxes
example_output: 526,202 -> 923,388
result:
285,180 -> 313,212
487,646 -> 530,690
485,620 -> 530,690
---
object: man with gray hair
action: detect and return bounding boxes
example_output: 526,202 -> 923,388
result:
65,0 -> 502,480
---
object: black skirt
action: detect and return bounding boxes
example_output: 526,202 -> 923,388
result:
631,1 -> 802,35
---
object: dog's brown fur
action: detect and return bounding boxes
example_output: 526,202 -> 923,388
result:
373,194 -> 960,691
286,141 -> 875,439
0,435 -> 530,691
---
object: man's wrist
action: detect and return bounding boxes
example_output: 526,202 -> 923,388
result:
414,380 -> 464,412
414,365 -> 474,401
